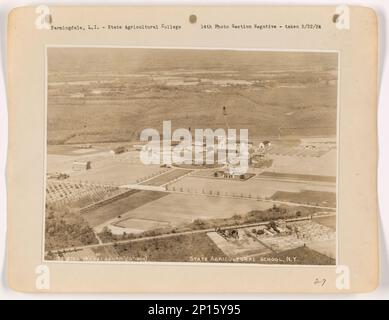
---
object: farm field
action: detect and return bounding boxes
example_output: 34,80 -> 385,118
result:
257,171 -> 336,183
47,144 -> 106,156
46,181 -> 125,208
140,169 -> 192,186
169,176 -> 334,199
48,86 -> 337,147
47,145 -> 165,182
269,149 -> 337,176
205,219 -> 336,263
114,218 -> 171,234
313,215 -> 336,229
47,154 -> 83,173
268,143 -> 335,158
111,150 -> 147,164
291,220 -> 336,242
82,190 -> 168,227
47,50 -> 337,144
271,190 -> 336,208
47,152 -> 113,174
307,239 -> 336,260
68,163 -> 165,185
112,193 -> 275,228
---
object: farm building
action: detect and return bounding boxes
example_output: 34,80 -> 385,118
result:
72,160 -> 91,171
259,140 -> 272,149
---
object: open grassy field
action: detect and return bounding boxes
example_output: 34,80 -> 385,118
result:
47,48 -> 337,144
47,144 -> 106,156
269,149 -> 337,177
271,190 -> 336,208
67,163 -> 165,185
112,193 -> 274,228
47,154 -> 84,173
313,215 -> 336,229
82,190 -> 168,227
169,175 -> 334,199
47,144 -> 168,184
114,218 -> 171,234
307,239 -> 336,260
258,171 -> 336,183
47,83 -> 337,144
46,151 -> 114,174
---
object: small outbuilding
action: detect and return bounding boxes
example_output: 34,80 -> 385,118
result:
72,160 -> 91,171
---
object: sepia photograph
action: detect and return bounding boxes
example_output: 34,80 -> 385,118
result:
44,47 -> 338,265
3,2 -> 384,296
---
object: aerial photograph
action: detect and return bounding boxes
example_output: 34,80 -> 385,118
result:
44,48 -> 338,265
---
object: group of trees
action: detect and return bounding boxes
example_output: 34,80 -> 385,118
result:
45,209 -> 98,251
98,226 -> 139,242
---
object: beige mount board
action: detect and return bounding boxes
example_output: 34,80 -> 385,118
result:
7,5 -> 378,293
